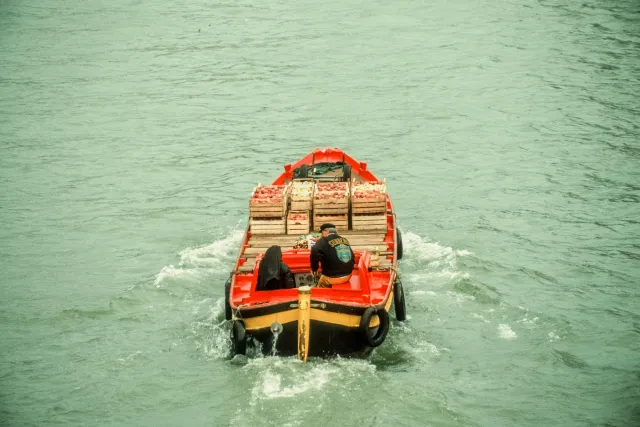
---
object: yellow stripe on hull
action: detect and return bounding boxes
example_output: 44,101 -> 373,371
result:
239,293 -> 393,331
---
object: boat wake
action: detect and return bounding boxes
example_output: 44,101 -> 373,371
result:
154,230 -> 243,287
230,357 -> 376,426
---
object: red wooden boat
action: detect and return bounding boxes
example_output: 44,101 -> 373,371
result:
225,148 -> 406,361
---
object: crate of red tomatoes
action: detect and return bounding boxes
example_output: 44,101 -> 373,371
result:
249,184 -> 290,218
350,180 -> 387,214
287,211 -> 310,235
313,182 -> 349,214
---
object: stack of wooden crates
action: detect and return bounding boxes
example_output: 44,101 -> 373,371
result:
313,182 -> 349,231
248,184 -> 289,234
287,181 -> 313,234
350,180 -> 388,231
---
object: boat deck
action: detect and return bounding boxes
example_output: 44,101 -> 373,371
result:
236,230 -> 393,273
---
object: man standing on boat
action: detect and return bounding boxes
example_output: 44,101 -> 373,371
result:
310,223 -> 355,288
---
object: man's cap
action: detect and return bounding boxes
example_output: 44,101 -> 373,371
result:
320,223 -> 336,232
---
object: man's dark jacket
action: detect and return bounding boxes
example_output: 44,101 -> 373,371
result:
310,233 -> 355,277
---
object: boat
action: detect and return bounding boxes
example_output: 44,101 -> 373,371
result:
225,147 -> 406,361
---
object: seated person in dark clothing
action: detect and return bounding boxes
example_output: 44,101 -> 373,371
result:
256,245 -> 296,291
310,223 -> 355,288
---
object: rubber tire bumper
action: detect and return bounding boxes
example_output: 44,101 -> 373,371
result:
231,320 -> 246,355
393,280 -> 407,321
359,307 -> 390,347
224,277 -> 232,321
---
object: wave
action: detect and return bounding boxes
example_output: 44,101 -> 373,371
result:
154,230 -> 244,286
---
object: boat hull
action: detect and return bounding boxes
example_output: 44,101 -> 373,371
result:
249,320 -> 377,358
233,291 -> 394,358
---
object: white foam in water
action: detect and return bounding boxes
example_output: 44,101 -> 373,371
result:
179,230 -> 244,268
548,331 -> 560,342
472,313 -> 491,323
498,324 -> 517,339
403,231 -> 472,262
445,290 -> 475,304
412,341 -> 442,357
195,298 -> 231,359
250,363 -> 336,401
401,232 -> 472,293
154,230 -> 244,286
410,290 -> 438,296
246,358 -> 375,403
154,265 -> 202,287
516,316 -> 539,326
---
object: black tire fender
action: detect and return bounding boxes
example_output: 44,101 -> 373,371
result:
359,307 -> 390,348
396,227 -> 404,260
224,277 -> 232,321
299,164 -> 310,178
230,320 -> 246,355
393,280 -> 407,321
342,164 -> 352,180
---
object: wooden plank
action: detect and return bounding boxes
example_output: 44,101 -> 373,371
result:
242,245 -> 391,256
248,231 -> 387,238
251,228 -> 286,235
313,213 -> 348,221
352,225 -> 388,231
248,240 -> 387,249
250,205 -> 286,212
352,213 -> 387,228
313,223 -> 348,232
313,199 -> 348,206
352,206 -> 386,214
250,218 -> 286,226
352,215 -> 386,222
251,226 -> 287,232
249,231 -> 386,245
352,221 -> 387,227
287,227 -> 310,235
291,200 -> 312,210
237,259 -> 392,270
314,210 -> 348,217
250,210 -> 286,218
250,218 -> 287,234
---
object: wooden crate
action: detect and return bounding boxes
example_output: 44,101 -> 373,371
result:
249,184 -> 289,218
314,182 -> 349,214
351,213 -> 388,231
351,198 -> 387,213
290,181 -> 314,211
287,211 -> 310,235
351,180 -> 387,214
313,213 -> 348,232
250,217 -> 286,235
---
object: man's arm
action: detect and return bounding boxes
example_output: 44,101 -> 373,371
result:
310,242 -> 323,273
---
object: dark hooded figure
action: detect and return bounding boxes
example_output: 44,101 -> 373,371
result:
257,245 -> 296,291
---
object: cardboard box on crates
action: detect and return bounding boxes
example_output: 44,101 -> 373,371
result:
287,211 -> 310,235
